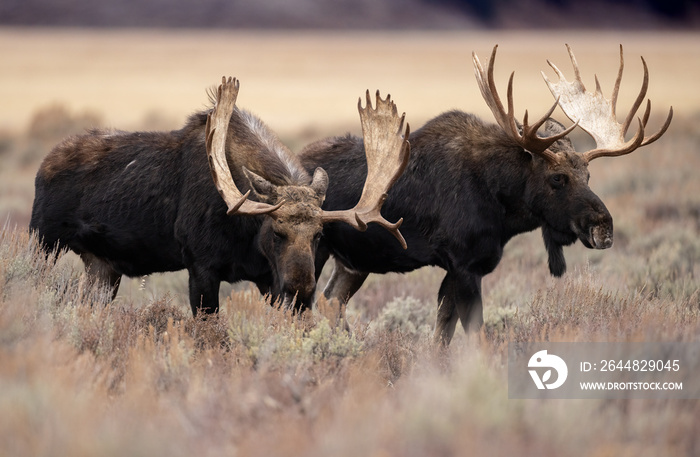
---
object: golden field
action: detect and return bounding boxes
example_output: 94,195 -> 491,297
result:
1,28 -> 698,137
0,28 -> 699,456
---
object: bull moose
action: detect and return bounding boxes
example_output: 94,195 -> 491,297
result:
300,45 -> 672,345
30,77 -> 410,317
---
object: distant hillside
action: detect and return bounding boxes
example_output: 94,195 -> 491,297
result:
1,0 -> 698,29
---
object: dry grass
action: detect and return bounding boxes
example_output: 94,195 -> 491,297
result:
1,217 -> 699,456
1,28 -> 699,456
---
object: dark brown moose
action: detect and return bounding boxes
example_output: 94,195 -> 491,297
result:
30,77 -> 410,317
300,45 -> 672,345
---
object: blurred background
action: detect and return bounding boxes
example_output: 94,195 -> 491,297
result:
2,0 -> 697,28
0,0 -> 697,232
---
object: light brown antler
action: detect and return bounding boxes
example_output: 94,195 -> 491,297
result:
321,90 -> 411,249
542,44 -> 673,162
473,45 -> 577,164
205,76 -> 283,215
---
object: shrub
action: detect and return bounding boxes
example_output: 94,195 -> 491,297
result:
626,227 -> 700,300
369,295 -> 435,342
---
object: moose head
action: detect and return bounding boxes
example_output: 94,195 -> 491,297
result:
473,45 -> 672,276
205,77 -> 410,308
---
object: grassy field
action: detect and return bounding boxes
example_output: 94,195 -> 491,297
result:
1,28 -> 699,456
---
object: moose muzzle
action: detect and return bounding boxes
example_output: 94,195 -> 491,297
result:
572,210 -> 613,250
589,224 -> 613,249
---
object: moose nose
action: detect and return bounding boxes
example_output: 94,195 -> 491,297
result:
590,225 -> 613,249
584,198 -> 613,249
283,282 -> 315,308
283,270 -> 316,304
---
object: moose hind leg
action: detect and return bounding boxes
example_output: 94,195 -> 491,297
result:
322,258 -> 369,331
323,258 -> 369,302
80,253 -> 122,300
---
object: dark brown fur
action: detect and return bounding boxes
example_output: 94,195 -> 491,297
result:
31,104 -> 326,316
300,111 -> 613,345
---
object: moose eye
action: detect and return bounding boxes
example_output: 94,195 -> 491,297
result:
550,174 -> 567,189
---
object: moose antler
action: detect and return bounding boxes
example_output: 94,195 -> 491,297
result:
321,90 -> 411,249
473,45 -> 577,164
542,44 -> 673,162
205,76 -> 283,215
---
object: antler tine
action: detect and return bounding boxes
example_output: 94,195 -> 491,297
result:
205,76 -> 283,216
610,44 -> 623,117
473,46 -> 514,136
566,43 -> 584,86
321,90 -> 410,249
642,104 -> 673,147
473,46 -> 572,164
622,56 -> 672,146
621,54 -> 649,137
544,44 -> 673,163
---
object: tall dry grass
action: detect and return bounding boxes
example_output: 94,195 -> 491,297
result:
1,116 -> 699,455
1,222 -> 699,456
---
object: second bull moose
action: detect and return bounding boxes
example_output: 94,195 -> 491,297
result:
30,77 -> 410,316
301,45 -> 673,345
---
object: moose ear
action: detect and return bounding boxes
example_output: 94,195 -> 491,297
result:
543,118 -> 567,134
242,167 -> 278,204
310,167 -> 329,199
543,119 -> 574,150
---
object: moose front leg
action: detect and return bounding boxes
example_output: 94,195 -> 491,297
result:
80,253 -> 122,300
434,271 -> 483,346
187,266 -> 221,316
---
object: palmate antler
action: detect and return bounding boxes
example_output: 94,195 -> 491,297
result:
205,76 -> 283,215
206,78 -> 410,248
542,44 -> 673,162
472,45 -> 578,164
321,90 -> 411,249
